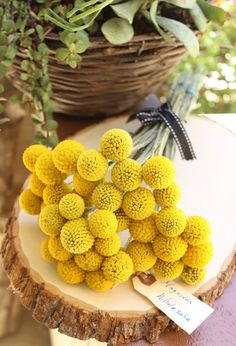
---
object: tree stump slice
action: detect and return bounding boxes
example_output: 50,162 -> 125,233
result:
1,115 -> 236,345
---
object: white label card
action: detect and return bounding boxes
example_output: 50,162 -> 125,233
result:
132,276 -> 214,334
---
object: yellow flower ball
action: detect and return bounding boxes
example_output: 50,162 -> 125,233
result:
48,236 -> 73,261
52,139 -> 84,174
181,266 -> 206,285
181,216 -> 210,246
126,241 -> 157,271
142,156 -> 175,189
29,173 -> 46,197
122,187 -> 155,220
43,183 -> 72,205
40,238 -> 57,263
77,149 -> 108,182
154,258 -> 184,281
23,144 -> 48,172
154,207 -> 186,237
129,215 -> 158,242
59,193 -> 85,220
92,182 -> 123,212
95,234 -> 121,257
102,251 -> 134,283
19,189 -> 42,215
74,248 -> 103,271
57,259 -> 85,284
182,240 -> 213,268
154,182 -> 181,207
38,204 -> 65,236
73,172 -> 100,197
114,208 -> 131,231
100,128 -> 133,161
86,270 -> 114,291
88,210 -> 118,238
60,219 -> 94,254
111,159 -> 142,191
35,152 -> 66,185
153,234 -> 187,262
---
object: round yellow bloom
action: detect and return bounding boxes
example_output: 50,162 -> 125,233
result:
92,183 -> 123,212
182,240 -> 213,268
100,128 -> 133,161
29,173 -> 46,197
129,215 -> 158,242
111,159 -> 142,191
19,189 -> 42,215
77,149 -> 108,182
154,258 -> 184,281
73,172 -> 100,197
35,152 -> 66,185
95,234 -> 121,257
142,156 -> 175,189
153,234 -> 187,262
40,238 -> 57,263
74,248 -> 103,271
102,251 -> 134,283
57,259 -> 85,284
52,139 -> 84,174
127,241 -> 156,271
86,270 -> 114,291
38,204 -> 65,236
122,187 -> 155,220
154,207 -> 186,237
60,219 -> 94,254
48,236 -> 73,261
181,216 -> 210,246
23,144 -> 48,172
114,208 -> 131,231
88,210 -> 118,238
154,182 -> 181,207
59,193 -> 85,220
43,183 -> 72,205
181,266 -> 206,285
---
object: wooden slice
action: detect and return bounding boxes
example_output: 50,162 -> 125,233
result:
1,116 -> 236,345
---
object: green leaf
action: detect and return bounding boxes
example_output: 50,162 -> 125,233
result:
31,114 -> 43,124
149,1 -> 174,44
0,84 -> 4,94
20,73 -> 29,81
56,47 -> 70,61
0,64 -> 6,78
47,132 -> 59,148
42,119 -> 58,131
66,53 -> 81,68
190,4 -> 207,32
25,28 -> 35,36
197,0 -> 226,24
21,60 -> 30,71
36,25 -> 45,41
0,45 -> 7,58
74,31 -> 90,53
9,95 -> 20,104
163,0 -> 196,9
156,16 -> 199,57
101,18 -> 134,45
111,0 -> 144,24
5,46 -> 17,60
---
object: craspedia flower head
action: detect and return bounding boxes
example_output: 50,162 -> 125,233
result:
100,128 -> 133,161
142,156 -> 175,189
77,149 -> 108,181
182,240 -> 213,268
60,218 -> 94,254
35,152 -> 66,185
38,204 -> 65,236
29,173 -> 46,197
129,215 -> 158,242
154,207 -> 187,237
19,189 -> 42,215
111,159 -> 142,191
154,182 -> 181,207
122,187 -> 155,220
181,216 -> 210,246
73,172 -> 100,197
115,208 -> 131,231
88,210 -> 118,238
102,251 -> 134,283
154,258 -> 184,281
181,266 -> 206,285
126,241 -> 156,271
95,234 -> 121,257
23,144 -> 48,172
92,182 -> 123,212
43,183 -> 72,205
74,248 -> 103,271
40,238 -> 57,263
52,139 -> 84,174
48,236 -> 73,261
86,270 -> 114,291
59,193 -> 85,220
153,234 -> 187,262
57,259 -> 85,284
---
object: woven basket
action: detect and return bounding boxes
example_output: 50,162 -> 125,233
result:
11,33 -> 187,118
